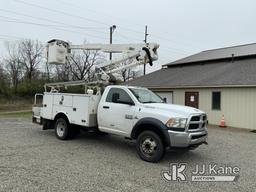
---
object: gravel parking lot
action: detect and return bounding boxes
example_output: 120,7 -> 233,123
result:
0,118 -> 255,192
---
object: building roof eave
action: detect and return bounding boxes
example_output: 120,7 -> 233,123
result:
146,84 -> 256,89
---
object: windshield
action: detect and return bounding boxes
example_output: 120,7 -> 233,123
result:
129,88 -> 164,103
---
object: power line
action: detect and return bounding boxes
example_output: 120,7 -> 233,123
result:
0,6 -> 142,43
11,0 -> 194,53
0,34 -> 44,42
8,0 -> 194,57
0,15 -> 85,29
115,32 -> 142,43
0,17 -> 138,43
0,37 -> 14,41
0,19 -> 107,40
0,16 -> 108,40
161,46 -> 191,54
52,0 -> 146,34
0,34 -> 25,39
160,48 -> 190,56
150,33 -> 205,51
11,0 -> 146,42
50,0 -> 205,50
0,7 -> 146,43
0,8 -> 107,31
12,0 -> 111,27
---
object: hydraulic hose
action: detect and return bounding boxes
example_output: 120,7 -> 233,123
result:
142,47 -> 153,66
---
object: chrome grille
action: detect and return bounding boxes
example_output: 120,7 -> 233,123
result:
188,114 -> 207,130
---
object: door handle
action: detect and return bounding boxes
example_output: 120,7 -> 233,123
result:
103,106 -> 110,109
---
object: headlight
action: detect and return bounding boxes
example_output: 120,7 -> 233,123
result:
166,118 -> 187,128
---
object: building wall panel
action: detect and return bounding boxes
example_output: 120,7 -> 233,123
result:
153,87 -> 256,129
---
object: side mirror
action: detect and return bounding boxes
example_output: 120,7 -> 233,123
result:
112,93 -> 120,103
163,98 -> 167,103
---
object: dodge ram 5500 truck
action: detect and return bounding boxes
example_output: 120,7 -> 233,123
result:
33,85 -> 208,162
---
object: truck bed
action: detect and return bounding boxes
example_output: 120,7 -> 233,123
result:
39,92 -> 101,127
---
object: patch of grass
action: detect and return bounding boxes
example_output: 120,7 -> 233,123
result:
0,98 -> 33,112
0,111 -> 32,119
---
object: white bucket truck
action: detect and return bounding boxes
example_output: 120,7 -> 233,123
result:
33,39 -> 208,162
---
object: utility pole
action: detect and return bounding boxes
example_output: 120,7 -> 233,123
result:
143,25 -> 148,75
109,25 -> 116,60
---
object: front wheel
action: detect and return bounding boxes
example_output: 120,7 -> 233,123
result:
136,131 -> 165,163
54,118 -> 70,140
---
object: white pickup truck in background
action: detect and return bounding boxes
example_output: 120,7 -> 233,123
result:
33,85 -> 208,162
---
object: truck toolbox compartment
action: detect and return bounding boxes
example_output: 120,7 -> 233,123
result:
41,93 -> 101,127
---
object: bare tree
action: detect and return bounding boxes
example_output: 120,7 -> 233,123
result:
117,59 -> 137,82
44,61 -> 51,81
0,62 -> 9,94
3,41 -> 23,91
67,50 -> 105,81
54,64 -> 71,82
121,68 -> 135,82
19,39 -> 43,81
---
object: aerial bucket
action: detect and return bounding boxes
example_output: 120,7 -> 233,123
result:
46,39 -> 70,65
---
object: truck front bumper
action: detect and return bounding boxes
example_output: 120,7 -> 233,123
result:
168,128 -> 208,148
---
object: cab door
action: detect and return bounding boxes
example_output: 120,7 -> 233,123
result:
98,88 -> 136,136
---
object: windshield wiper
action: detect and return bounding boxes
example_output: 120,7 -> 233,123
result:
142,101 -> 159,103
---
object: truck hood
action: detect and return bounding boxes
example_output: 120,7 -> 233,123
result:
142,103 -> 205,117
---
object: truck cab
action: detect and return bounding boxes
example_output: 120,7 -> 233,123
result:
97,85 -> 208,162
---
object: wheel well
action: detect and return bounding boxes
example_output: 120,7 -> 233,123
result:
54,113 -> 69,123
133,124 -> 168,146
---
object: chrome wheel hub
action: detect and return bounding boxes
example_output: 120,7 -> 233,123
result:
56,122 -> 65,137
141,138 -> 157,155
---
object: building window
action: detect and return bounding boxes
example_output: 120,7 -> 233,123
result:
212,92 -> 221,110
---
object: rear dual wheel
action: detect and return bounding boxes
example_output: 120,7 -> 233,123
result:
55,118 -> 79,140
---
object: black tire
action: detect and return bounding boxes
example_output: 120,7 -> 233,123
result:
188,145 -> 199,150
178,145 -> 199,153
70,126 -> 80,138
96,131 -> 109,136
54,118 -> 70,140
136,131 -> 165,163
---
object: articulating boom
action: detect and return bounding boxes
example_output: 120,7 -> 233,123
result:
45,39 -> 159,91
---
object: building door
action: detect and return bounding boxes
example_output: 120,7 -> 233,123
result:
185,92 -> 199,108
156,92 -> 173,104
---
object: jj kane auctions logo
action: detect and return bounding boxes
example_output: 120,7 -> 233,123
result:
162,163 -> 240,182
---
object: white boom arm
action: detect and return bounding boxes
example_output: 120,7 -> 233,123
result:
46,39 -> 159,85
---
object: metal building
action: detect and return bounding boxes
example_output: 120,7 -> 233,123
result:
128,43 -> 256,129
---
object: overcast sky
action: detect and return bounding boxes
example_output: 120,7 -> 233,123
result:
0,0 -> 255,73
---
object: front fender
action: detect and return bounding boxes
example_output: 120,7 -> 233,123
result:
131,117 -> 170,146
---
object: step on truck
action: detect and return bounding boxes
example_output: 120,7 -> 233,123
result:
32,39 -> 208,162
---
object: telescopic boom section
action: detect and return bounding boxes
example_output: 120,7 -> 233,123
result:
46,39 -> 159,85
